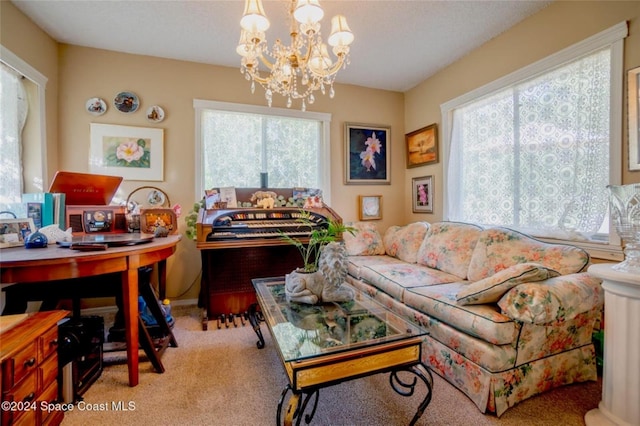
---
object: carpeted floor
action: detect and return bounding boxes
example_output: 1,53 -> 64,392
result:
60,306 -> 601,425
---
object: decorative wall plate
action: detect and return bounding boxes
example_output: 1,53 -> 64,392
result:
114,91 -> 140,113
85,97 -> 107,116
146,105 -> 165,123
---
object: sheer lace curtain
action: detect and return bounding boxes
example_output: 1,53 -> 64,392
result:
447,48 -> 611,242
0,62 -> 29,214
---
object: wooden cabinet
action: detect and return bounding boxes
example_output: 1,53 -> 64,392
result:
1,311 -> 69,426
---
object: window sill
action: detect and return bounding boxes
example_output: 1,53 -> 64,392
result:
537,237 -> 624,262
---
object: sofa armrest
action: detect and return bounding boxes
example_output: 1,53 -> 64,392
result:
497,273 -> 604,325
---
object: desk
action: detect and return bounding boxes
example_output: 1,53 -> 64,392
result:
0,234 -> 181,387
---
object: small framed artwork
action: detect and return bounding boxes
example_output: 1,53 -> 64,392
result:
412,176 -> 433,213
345,123 -> 391,185
628,66 -> 640,171
90,123 -> 164,181
139,208 -> 177,234
406,123 -> 438,168
0,218 -> 36,248
358,195 -> 382,221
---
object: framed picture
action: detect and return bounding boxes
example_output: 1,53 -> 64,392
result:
345,123 -> 391,185
412,176 -> 433,213
628,66 -> 640,171
139,208 -> 177,234
358,195 -> 382,220
405,123 -> 438,168
90,123 -> 164,181
0,218 -> 36,248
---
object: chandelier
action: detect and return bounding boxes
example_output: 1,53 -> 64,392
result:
237,0 -> 354,111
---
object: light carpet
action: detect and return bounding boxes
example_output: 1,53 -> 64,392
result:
61,306 -> 601,425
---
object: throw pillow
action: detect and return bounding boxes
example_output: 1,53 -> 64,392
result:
342,222 -> 385,256
456,262 -> 560,305
497,273 -> 604,324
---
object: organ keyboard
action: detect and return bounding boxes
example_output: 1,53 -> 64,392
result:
196,206 -> 341,249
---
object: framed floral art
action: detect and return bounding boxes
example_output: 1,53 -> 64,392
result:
90,123 -> 164,181
345,123 -> 391,185
412,176 -> 433,213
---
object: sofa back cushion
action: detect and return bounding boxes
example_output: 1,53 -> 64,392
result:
416,222 -> 483,279
383,222 -> 430,263
343,222 -> 386,256
467,227 -> 591,282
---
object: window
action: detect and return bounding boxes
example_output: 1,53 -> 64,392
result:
441,23 -> 627,254
0,62 -> 28,215
0,45 -> 48,218
193,100 -> 332,203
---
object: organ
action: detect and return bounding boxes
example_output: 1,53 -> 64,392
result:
195,188 -> 342,330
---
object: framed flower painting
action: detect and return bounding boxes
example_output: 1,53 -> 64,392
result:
345,123 -> 391,185
412,176 -> 433,213
90,123 -> 164,181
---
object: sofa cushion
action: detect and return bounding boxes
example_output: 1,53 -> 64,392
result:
498,273 -> 604,325
416,222 -> 483,279
359,263 -> 462,302
346,255 -> 405,279
467,227 -> 590,282
343,222 -> 386,256
404,283 -> 518,345
456,263 -> 560,305
383,222 -> 430,263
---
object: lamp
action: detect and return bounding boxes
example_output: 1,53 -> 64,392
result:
237,0 -> 354,111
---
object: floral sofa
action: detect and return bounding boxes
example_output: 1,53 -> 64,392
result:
342,221 -> 603,417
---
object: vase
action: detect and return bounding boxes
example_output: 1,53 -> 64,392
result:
608,184 -> 640,273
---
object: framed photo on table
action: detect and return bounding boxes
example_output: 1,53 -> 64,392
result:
358,195 -> 382,220
345,123 -> 391,185
0,218 -> 36,248
628,66 -> 640,171
412,176 -> 433,213
406,124 -> 438,168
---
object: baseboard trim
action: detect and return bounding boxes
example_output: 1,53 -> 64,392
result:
80,298 -> 199,316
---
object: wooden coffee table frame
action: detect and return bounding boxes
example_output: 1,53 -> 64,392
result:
249,278 -> 433,426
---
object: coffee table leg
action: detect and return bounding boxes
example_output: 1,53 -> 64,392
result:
247,303 -> 265,349
277,384 -> 319,426
389,364 -> 434,426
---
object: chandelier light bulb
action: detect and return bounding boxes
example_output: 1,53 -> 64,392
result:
241,0 -> 270,33
328,15 -> 354,47
294,0 -> 324,25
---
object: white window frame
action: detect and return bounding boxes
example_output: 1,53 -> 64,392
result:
0,45 -> 49,189
193,99 -> 332,205
440,22 -> 627,261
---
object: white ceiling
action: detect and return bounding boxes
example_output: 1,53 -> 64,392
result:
11,0 -> 552,92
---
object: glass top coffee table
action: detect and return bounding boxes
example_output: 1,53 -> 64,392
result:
249,276 -> 433,426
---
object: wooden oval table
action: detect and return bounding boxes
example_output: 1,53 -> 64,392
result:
0,234 -> 181,387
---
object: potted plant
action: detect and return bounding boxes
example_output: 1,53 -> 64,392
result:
281,210 -> 356,304
280,210 -> 355,273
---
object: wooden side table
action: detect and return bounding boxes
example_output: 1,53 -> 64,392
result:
585,263 -> 640,426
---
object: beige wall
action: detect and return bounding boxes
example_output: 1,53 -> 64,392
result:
404,0 -> 640,224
